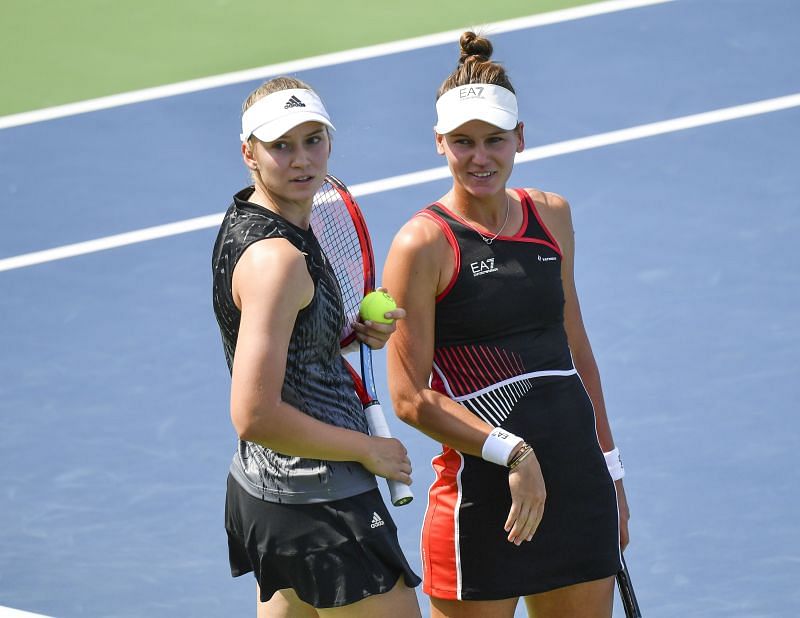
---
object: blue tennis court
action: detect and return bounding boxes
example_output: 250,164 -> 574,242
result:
1,1 -> 798,616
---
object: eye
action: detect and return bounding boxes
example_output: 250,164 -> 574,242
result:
270,141 -> 289,151
307,134 -> 323,145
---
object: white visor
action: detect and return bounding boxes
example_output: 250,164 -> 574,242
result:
240,88 -> 335,143
434,83 -> 518,134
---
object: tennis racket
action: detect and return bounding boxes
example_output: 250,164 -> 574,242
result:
310,174 -> 414,507
616,554 -> 642,617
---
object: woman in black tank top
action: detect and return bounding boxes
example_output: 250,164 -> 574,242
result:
212,76 -> 420,617
384,32 -> 630,618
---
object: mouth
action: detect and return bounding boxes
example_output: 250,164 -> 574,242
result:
469,171 -> 495,179
290,175 -> 314,184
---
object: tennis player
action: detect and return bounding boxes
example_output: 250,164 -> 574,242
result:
383,33 -> 630,617
212,76 -> 421,617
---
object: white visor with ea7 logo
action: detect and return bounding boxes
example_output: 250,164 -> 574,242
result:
434,83 -> 518,135
240,89 -> 336,143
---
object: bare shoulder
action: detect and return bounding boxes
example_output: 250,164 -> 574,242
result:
526,188 -> 572,220
385,210 -> 454,297
234,237 -> 313,308
524,188 -> 575,253
238,236 -> 306,275
389,212 -> 451,261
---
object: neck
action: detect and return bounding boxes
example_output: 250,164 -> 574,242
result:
446,188 -> 509,232
250,183 -> 312,229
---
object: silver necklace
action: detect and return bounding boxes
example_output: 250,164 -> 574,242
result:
464,194 -> 510,245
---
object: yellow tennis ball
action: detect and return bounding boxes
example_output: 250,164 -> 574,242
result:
360,291 -> 397,324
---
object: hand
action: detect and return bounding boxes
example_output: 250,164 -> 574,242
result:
616,479 -> 631,550
361,435 -> 413,486
505,452 -> 547,545
353,287 -> 407,350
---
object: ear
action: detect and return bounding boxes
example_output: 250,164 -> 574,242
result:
241,141 -> 258,170
515,122 -> 525,153
435,130 -> 446,155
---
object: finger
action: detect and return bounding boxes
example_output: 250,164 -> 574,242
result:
504,504 -> 520,533
527,501 -> 546,541
524,506 -> 543,542
506,503 -> 529,542
353,322 -> 395,344
384,307 -> 406,320
353,331 -> 385,349
620,526 -> 630,550
360,320 -> 397,335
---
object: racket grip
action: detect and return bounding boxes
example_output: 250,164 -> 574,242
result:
364,403 -> 414,506
616,555 -> 642,618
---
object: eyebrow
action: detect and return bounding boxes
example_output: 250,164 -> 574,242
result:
302,128 -> 326,138
450,130 -> 506,138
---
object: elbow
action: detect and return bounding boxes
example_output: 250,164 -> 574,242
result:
231,409 -> 256,442
230,403 -> 271,443
393,391 -> 424,429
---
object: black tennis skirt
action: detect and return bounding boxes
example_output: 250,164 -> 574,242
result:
225,474 -> 421,608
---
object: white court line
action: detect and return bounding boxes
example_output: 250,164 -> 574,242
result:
2,92 -> 799,274
0,607 -> 53,618
0,0 -> 672,130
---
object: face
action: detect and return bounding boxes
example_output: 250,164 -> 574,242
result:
436,120 -> 525,198
242,121 -> 331,205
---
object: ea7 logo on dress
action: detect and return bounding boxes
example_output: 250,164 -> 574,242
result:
470,258 -> 498,277
458,86 -> 485,99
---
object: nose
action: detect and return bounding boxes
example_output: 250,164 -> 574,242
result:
292,144 -> 311,168
471,143 -> 489,166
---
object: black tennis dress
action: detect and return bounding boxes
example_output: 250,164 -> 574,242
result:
419,189 -> 621,600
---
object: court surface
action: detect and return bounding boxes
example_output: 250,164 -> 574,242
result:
1,1 -> 799,616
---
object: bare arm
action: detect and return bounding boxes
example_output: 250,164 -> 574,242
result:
229,238 -> 411,484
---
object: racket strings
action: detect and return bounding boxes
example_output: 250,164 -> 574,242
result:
311,180 -> 369,337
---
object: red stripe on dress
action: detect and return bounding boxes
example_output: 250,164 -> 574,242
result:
422,447 -> 463,599
509,190 -> 530,240
437,348 -> 468,397
435,345 -> 529,397
518,189 -> 563,256
465,345 -> 494,385
415,210 -> 461,302
485,346 -> 511,380
498,347 -> 518,375
452,346 -> 481,394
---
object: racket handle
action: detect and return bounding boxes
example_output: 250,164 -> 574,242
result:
364,403 -> 414,506
616,555 -> 642,618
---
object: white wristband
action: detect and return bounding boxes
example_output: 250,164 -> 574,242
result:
481,427 -> 523,466
604,447 -> 625,481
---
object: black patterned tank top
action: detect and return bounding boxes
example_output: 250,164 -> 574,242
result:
212,187 -> 376,503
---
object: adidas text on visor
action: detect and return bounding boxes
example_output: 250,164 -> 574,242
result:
434,83 -> 518,135
240,89 -> 335,143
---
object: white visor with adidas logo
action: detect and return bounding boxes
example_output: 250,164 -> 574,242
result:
434,83 -> 518,135
240,89 -> 335,143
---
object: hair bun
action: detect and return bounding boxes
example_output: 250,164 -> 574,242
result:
458,31 -> 493,65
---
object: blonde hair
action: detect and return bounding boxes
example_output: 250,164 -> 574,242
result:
437,31 -> 515,99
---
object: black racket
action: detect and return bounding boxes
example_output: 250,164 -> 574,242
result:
310,174 -> 414,506
616,554 -> 642,617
